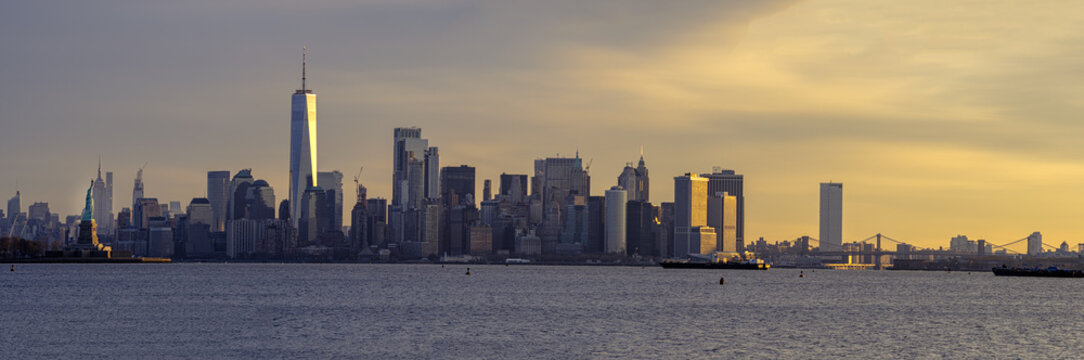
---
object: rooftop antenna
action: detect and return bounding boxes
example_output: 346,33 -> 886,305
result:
97,155 -> 102,179
302,46 -> 307,91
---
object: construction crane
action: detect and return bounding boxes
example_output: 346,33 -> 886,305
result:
353,166 -> 364,202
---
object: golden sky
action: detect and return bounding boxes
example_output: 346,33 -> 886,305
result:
2,0 -> 1082,250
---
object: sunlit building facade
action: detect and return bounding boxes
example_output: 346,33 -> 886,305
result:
707,191 -> 738,253
701,170 -> 744,250
674,173 -> 716,257
289,52 -> 318,227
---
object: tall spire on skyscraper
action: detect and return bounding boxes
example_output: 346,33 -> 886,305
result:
302,46 -> 307,92
289,48 -> 318,226
97,155 -> 102,180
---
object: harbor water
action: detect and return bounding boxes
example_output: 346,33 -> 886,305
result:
2,264 -> 1082,359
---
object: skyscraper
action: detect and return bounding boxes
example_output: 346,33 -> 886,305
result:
132,167 -> 144,215
1027,231 -> 1043,256
92,159 -> 114,236
532,154 -> 591,252
169,201 -> 182,217
186,198 -> 214,225
674,174 -> 707,231
586,196 -> 606,253
289,49 -> 318,227
134,198 -> 161,230
424,147 -> 440,201
7,191 -> 19,223
707,192 -> 738,253
246,180 -> 276,221
392,127 -> 428,206
185,198 -> 214,257
207,170 -> 230,232
626,200 -> 658,256
441,165 -> 476,207
483,179 -> 492,202
617,152 -> 649,202
318,170 -> 344,231
27,202 -> 49,222
440,165 -> 478,255
819,182 -> 843,252
674,173 -> 716,257
499,173 -> 528,204
227,169 -> 255,221
701,170 -> 744,251
367,198 -> 388,246
391,128 -> 435,245
605,186 -> 627,254
299,186 -> 327,245
350,178 -> 368,249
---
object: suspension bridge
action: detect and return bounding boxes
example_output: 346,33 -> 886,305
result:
800,233 -> 1064,269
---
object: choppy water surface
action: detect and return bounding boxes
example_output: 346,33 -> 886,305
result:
2,264 -> 1082,359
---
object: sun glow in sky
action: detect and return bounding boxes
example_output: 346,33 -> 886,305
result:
2,0 -> 1083,249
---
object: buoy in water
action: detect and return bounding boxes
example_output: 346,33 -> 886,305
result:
466,268 -> 471,276
719,276 -> 725,285
800,271 -> 805,278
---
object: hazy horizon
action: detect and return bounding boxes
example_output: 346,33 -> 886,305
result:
3,0 -> 1083,250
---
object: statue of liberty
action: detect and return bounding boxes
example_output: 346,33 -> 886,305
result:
82,179 -> 94,222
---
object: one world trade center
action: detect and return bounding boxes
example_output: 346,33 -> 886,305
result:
290,48 -> 317,226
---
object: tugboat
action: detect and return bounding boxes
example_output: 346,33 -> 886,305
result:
992,265 -> 1084,278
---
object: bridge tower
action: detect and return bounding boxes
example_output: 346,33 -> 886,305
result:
875,233 -> 882,270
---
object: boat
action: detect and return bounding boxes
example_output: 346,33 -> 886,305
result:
992,266 -> 1084,278
660,259 -> 770,270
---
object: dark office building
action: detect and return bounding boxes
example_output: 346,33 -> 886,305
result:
499,173 -> 528,203
441,165 -> 476,207
626,201 -> 658,257
278,200 -> 290,221
586,196 -> 606,253
366,198 -> 388,247
299,187 -> 330,245
350,201 -> 368,249
659,202 -> 674,258
246,180 -> 276,220
442,205 -> 478,255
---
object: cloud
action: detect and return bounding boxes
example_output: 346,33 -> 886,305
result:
3,0 -> 1084,249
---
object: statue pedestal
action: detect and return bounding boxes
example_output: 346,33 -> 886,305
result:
67,220 -> 112,257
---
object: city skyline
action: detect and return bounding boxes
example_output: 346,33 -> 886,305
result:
4,1 -> 1084,249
